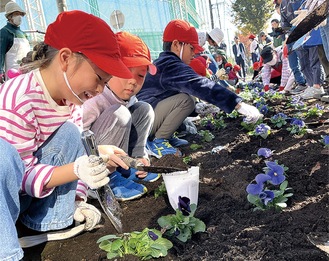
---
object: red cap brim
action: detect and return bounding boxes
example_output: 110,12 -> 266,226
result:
193,44 -> 204,54
84,51 -> 133,79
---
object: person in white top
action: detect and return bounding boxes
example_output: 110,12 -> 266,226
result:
249,34 -> 260,64
0,1 -> 30,83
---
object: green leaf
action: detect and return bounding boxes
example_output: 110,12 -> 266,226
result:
284,193 -> 293,197
280,180 -> 288,190
192,219 -> 206,233
111,239 -> 123,251
247,194 -> 259,204
157,216 -> 173,229
97,234 -> 120,243
99,241 -> 113,252
276,202 -> 287,208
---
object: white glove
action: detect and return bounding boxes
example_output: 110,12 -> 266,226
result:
291,10 -> 308,26
215,68 -> 228,80
183,118 -> 197,134
236,102 -> 263,124
74,155 -> 110,189
74,201 -> 101,231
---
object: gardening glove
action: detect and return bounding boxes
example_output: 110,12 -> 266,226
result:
264,85 -> 270,92
216,68 -> 228,80
183,118 -> 197,134
291,10 -> 308,26
236,102 -> 263,124
74,201 -> 101,231
73,155 -> 110,189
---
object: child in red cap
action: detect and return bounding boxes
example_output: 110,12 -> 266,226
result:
0,10 -> 132,261
81,31 -> 160,201
136,19 -> 262,158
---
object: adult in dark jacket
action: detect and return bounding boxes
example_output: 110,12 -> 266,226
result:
136,19 -> 262,158
232,36 -> 247,79
0,1 -> 30,83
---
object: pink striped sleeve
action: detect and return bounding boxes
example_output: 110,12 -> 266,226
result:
76,180 -> 88,202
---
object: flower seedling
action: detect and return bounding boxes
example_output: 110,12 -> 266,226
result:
154,182 -> 167,199
198,130 -> 215,142
241,117 -> 263,132
251,123 -> 271,139
97,228 -> 173,260
157,196 -> 206,242
200,115 -> 226,130
287,96 -> 306,110
183,156 -> 192,164
246,161 -> 293,211
304,104 -> 324,118
287,118 -> 307,136
270,113 -> 288,128
190,143 -> 203,151
257,148 -> 273,159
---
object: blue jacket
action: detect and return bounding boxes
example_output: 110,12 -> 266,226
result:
136,51 -> 242,113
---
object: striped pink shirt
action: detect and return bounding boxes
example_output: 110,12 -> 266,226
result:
0,69 -> 73,198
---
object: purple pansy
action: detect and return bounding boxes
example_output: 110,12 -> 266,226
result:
257,148 -> 273,158
246,174 -> 271,195
259,190 -> 275,205
178,196 -> 191,216
148,231 -> 158,241
265,161 -> 285,185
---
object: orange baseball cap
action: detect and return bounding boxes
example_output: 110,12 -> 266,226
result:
163,19 -> 204,54
45,10 -> 132,79
116,31 -> 157,75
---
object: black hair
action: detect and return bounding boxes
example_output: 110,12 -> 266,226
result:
163,41 -> 172,51
271,19 -> 280,23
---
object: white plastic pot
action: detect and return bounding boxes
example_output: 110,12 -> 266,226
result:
162,166 -> 200,211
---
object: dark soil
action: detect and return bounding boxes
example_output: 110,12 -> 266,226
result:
22,96 -> 329,261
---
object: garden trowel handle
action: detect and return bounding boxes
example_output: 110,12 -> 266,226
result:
119,155 -> 144,169
80,130 -> 123,233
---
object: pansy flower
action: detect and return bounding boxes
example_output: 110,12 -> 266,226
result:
259,190 -> 275,205
265,161 -> 285,185
257,148 -> 273,158
148,231 -> 158,241
178,196 -> 191,216
246,174 -> 271,195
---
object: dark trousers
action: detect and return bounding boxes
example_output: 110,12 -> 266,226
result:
235,56 -> 246,78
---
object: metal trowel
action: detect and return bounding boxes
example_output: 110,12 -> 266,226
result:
120,155 -> 188,173
81,130 -> 123,233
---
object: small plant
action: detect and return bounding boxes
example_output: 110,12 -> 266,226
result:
154,182 -> 167,199
183,156 -> 192,164
198,130 -> 215,142
190,143 -> 203,150
257,148 -> 273,159
226,110 -> 239,118
320,135 -> 329,148
157,196 -> 206,242
246,161 -> 293,211
241,117 -> 263,132
200,115 -> 226,130
97,228 -> 173,260
270,113 -> 288,128
286,118 -> 307,136
287,96 -> 306,110
304,104 -> 324,118
250,123 -> 271,139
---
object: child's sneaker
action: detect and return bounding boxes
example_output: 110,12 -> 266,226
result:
109,171 -> 147,201
146,138 -> 181,157
300,86 -> 325,100
119,167 -> 161,182
168,135 -> 189,147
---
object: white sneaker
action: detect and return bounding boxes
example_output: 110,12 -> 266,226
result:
300,87 -> 325,100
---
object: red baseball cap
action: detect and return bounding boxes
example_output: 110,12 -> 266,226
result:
116,31 -> 157,75
44,10 -> 132,79
163,19 -> 204,54
225,62 -> 232,68
189,58 -> 206,76
233,65 -> 241,71
248,34 -> 256,39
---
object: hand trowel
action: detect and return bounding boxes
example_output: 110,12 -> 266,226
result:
81,130 -> 123,233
